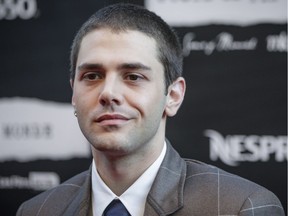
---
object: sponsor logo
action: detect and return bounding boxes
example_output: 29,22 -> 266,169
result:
0,0 -> 39,20
0,97 -> 90,162
266,31 -> 287,52
183,32 -> 257,56
0,172 -> 60,190
145,0 -> 286,26
204,129 -> 287,166
3,123 -> 52,139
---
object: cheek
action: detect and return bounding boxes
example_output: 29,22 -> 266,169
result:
73,85 -> 98,107
73,95 -> 94,118
130,90 -> 166,118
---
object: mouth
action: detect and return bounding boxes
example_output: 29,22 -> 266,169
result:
95,114 -> 130,126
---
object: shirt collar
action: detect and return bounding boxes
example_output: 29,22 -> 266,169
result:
91,142 -> 167,216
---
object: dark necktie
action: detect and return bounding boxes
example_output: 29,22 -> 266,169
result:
103,199 -> 131,216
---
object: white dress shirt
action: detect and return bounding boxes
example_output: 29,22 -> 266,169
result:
91,143 -> 167,216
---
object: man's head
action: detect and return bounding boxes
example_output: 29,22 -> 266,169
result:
70,3 -> 183,91
70,3 -> 185,159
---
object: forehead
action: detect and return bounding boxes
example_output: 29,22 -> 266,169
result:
76,28 -> 162,69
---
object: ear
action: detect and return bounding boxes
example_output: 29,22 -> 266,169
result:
70,79 -> 74,89
70,79 -> 76,107
165,77 -> 186,117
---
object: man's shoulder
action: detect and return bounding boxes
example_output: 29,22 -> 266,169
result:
184,158 -> 261,189
31,169 -> 90,202
182,159 -> 285,215
16,170 -> 91,216
61,169 -> 91,186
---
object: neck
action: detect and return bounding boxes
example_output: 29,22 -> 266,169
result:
92,141 -> 164,196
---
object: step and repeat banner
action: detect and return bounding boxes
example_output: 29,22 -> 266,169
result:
0,0 -> 286,215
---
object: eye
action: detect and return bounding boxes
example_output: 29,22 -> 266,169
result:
125,73 -> 144,81
82,72 -> 103,80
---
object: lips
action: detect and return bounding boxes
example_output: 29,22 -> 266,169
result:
96,114 -> 129,124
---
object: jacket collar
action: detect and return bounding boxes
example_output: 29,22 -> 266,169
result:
145,140 -> 186,215
63,170 -> 92,216
63,140 -> 186,216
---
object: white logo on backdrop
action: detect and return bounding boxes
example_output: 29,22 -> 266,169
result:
183,32 -> 257,56
0,172 -> 60,190
204,129 -> 287,166
266,31 -> 287,52
145,0 -> 287,26
0,97 -> 90,162
0,0 -> 39,20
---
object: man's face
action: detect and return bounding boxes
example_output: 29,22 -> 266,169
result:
71,28 -> 169,156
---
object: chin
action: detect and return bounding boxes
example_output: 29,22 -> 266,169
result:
91,139 -> 131,155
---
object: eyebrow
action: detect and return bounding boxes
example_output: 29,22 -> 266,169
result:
77,63 -> 103,72
77,62 -> 152,72
118,63 -> 151,71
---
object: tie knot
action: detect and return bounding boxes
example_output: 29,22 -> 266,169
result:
103,199 -> 131,216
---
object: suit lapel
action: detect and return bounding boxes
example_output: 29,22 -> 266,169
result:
60,142 -> 186,216
144,141 -> 186,215
63,167 -> 92,216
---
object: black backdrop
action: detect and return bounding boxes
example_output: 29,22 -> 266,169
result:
0,0 -> 286,215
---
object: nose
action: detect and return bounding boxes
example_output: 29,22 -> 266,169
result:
98,76 -> 123,106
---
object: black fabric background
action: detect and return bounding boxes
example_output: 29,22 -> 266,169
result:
0,0 -> 286,215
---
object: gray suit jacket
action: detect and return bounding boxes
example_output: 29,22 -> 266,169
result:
17,142 -> 285,216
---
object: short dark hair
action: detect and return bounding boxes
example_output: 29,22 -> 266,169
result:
70,3 -> 183,90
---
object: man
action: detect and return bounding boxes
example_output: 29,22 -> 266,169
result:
17,3 -> 285,216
